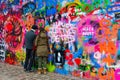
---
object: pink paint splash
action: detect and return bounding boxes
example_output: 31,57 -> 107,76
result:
115,69 -> 120,80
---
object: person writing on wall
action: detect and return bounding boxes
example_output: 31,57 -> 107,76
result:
24,25 -> 38,72
35,27 -> 49,74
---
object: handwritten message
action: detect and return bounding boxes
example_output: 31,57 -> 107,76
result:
48,21 -> 76,43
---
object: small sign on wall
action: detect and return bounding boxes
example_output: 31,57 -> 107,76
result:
0,41 -> 6,61
115,13 -> 120,20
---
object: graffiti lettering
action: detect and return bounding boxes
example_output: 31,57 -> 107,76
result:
98,41 -> 117,54
81,25 -> 94,36
98,67 -> 115,80
102,54 -> 115,66
99,19 -> 111,28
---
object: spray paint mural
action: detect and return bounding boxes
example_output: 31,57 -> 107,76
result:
0,0 -> 120,79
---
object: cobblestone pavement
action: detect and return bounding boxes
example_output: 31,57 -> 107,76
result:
0,62 -> 84,80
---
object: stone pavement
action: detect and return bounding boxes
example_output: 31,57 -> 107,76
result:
0,62 -> 84,80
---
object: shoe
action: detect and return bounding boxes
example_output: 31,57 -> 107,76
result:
29,69 -> 34,72
37,68 -> 42,74
43,68 -> 47,74
24,69 -> 27,72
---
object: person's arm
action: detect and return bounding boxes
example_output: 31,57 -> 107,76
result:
32,33 -> 39,50
46,35 -> 50,52
34,35 -> 39,47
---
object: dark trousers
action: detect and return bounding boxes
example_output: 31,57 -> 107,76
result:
24,48 -> 34,71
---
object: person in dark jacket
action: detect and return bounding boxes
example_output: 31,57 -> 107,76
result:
24,25 -> 38,72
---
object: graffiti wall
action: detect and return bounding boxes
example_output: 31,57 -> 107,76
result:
0,0 -> 120,79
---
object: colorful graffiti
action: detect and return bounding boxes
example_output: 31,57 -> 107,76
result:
22,2 -> 36,15
4,16 -> 24,51
0,0 -> 120,79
